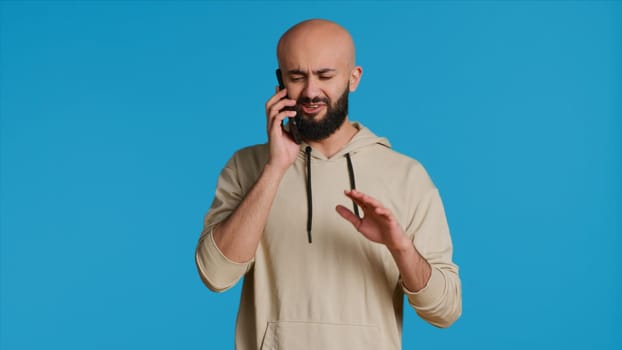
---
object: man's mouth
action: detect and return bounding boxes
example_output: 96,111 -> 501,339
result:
301,103 -> 326,116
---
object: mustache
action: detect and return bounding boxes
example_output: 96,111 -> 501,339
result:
297,96 -> 330,105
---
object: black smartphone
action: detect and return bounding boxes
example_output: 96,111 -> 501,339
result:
276,69 -> 302,144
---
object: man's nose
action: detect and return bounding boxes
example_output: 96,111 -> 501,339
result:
301,77 -> 320,99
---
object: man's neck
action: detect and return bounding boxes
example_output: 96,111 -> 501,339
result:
306,118 -> 358,158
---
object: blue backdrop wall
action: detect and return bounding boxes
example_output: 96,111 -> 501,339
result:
1,1 -> 620,349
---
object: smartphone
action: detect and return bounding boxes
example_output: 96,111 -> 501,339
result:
276,69 -> 302,144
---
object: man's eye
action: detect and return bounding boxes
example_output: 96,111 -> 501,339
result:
290,77 -> 304,82
319,76 -> 334,80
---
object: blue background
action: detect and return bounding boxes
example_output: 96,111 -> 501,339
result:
1,1 -> 620,349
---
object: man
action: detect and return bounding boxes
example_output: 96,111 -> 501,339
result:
195,19 -> 461,350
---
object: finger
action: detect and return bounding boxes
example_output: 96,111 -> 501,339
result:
336,205 -> 362,230
375,206 -> 394,221
266,100 -> 296,136
269,110 -> 296,130
267,100 -> 296,131
357,191 -> 383,208
345,189 -> 384,210
375,206 -> 390,216
265,89 -> 295,119
267,111 -> 289,135
268,99 -> 296,120
268,110 -> 296,140
343,190 -> 370,212
265,88 -> 288,111
266,89 -> 287,134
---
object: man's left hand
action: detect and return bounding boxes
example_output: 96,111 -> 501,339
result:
336,189 -> 411,252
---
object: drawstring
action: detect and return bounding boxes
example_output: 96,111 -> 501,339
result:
304,149 -> 359,244
305,146 -> 313,243
345,153 -> 360,218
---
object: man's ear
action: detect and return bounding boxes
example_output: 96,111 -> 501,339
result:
348,66 -> 363,92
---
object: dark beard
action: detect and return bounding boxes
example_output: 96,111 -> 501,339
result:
295,84 -> 349,141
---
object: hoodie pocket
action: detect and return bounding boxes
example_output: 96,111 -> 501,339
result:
260,321 -> 380,350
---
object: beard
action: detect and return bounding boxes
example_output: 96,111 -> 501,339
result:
295,84 -> 349,141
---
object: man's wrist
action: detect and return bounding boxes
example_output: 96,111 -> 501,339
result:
387,238 -> 432,292
263,161 -> 289,178
386,235 -> 414,255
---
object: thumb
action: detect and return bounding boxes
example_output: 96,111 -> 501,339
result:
336,205 -> 361,230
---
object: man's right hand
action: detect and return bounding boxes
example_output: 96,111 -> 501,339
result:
265,88 -> 301,172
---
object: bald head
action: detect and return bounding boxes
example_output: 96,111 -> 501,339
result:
277,19 -> 356,70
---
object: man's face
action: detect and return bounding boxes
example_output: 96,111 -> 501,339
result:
278,27 -> 361,141
280,64 -> 352,141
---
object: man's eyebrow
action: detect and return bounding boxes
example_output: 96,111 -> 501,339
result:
315,68 -> 336,74
287,69 -> 307,76
286,68 -> 337,75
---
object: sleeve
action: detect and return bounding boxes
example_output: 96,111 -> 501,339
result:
401,171 -> 462,328
194,154 -> 254,292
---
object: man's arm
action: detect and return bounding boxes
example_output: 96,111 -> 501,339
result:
212,88 -> 299,262
336,189 -> 461,327
212,163 -> 287,262
195,88 -> 300,290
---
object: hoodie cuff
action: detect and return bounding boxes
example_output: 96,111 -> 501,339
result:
195,228 -> 252,291
401,267 -> 445,307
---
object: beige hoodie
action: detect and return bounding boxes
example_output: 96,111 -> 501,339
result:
195,123 -> 461,350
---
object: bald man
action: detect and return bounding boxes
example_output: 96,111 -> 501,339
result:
196,19 -> 461,350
